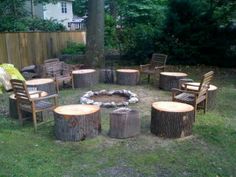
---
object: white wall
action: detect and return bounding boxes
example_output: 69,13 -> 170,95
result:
43,1 -> 74,29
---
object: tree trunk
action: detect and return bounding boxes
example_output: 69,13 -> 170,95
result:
116,69 -> 140,85
54,105 -> 101,141
72,69 -> 98,88
109,108 -> 140,139
86,0 -> 105,68
151,101 -> 194,138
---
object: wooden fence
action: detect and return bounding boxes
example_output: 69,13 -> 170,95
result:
0,31 -> 86,69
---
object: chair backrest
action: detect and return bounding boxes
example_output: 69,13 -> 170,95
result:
44,58 -> 60,64
150,53 -> 168,68
197,71 -> 214,98
10,79 -> 30,103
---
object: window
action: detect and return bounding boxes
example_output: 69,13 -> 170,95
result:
61,2 -> 67,13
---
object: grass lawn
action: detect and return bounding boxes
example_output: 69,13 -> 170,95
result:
0,65 -> 236,177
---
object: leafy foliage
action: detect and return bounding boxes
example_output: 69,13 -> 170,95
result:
0,17 -> 65,32
62,41 -> 86,55
157,0 -> 236,66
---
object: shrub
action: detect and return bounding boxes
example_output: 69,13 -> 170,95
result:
62,42 -> 86,55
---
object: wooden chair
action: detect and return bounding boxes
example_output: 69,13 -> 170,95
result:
140,53 -> 168,83
43,59 -> 83,89
10,79 -> 58,131
172,71 -> 214,114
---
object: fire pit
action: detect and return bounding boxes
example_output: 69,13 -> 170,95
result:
80,90 -> 139,108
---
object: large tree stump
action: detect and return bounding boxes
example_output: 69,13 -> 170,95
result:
54,104 -> 101,141
116,69 -> 140,85
159,72 -> 187,91
151,101 -> 194,138
26,78 -> 56,95
9,91 -> 47,119
109,108 -> 140,139
182,82 -> 218,110
72,69 -> 98,88
99,69 -> 115,83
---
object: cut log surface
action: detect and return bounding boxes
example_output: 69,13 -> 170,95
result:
54,104 -> 101,141
99,69 -> 115,83
109,108 -> 140,139
151,101 -> 194,138
72,69 -> 98,88
116,69 -> 140,85
26,78 -> 56,95
182,82 -> 217,109
159,72 -> 187,91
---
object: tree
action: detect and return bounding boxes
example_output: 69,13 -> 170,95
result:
86,0 -> 105,67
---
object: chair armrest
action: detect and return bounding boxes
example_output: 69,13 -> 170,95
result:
171,88 -> 199,95
140,64 -> 150,71
154,66 -> 165,70
179,78 -> 194,89
30,94 -> 58,101
29,90 -> 44,97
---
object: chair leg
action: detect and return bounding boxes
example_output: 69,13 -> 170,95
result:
203,99 -> 207,114
148,74 -> 150,83
32,112 -> 37,132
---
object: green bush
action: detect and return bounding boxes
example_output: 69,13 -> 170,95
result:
0,17 -> 65,32
62,42 -> 86,55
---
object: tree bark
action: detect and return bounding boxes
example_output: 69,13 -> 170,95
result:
151,102 -> 194,138
109,108 -> 140,139
72,69 -> 98,88
86,0 -> 105,68
54,105 -> 101,141
116,69 -> 140,85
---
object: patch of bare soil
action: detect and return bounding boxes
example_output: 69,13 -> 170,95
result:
90,94 -> 128,103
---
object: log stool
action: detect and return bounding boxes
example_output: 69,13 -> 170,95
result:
182,82 -> 218,110
72,69 -> 98,88
151,101 -> 194,138
116,69 -> 140,85
54,104 -> 101,141
109,108 -> 140,139
159,72 -> 187,91
99,69 -> 115,83
26,78 -> 57,95
9,91 -> 47,119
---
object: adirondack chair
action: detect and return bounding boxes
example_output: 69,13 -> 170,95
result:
140,53 -> 168,83
172,71 -> 214,113
10,79 -> 58,131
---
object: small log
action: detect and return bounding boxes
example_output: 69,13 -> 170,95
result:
26,78 -> 57,95
72,69 -> 98,88
151,101 -> 194,138
182,82 -> 218,110
109,108 -> 140,138
54,104 -> 101,141
116,69 -> 140,85
159,72 -> 187,91
99,69 -> 115,83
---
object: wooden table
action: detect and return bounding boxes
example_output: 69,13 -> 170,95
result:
151,101 -> 194,138
9,91 -> 48,119
116,69 -> 140,85
159,72 -> 187,91
54,104 -> 101,141
182,82 -> 218,109
26,78 -> 56,95
72,69 -> 98,88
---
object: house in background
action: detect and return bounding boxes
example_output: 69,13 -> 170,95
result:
25,0 -> 74,29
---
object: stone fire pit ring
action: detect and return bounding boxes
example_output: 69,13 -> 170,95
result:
80,89 -> 139,108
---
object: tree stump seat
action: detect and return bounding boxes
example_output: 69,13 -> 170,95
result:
26,78 -> 57,95
181,82 -> 217,110
109,108 -> 140,139
151,101 -> 194,138
159,72 -> 187,91
116,69 -> 140,85
54,104 -> 101,141
72,69 -> 98,88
